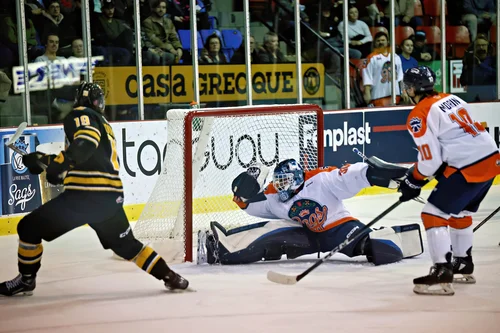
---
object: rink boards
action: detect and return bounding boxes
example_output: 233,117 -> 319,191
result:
0,103 -> 499,235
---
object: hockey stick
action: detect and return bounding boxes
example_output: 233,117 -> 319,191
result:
4,122 -> 47,169
5,122 -> 27,154
267,200 -> 402,285
473,205 -> 500,233
351,148 -> 426,204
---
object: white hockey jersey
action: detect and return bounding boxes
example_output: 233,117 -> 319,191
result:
362,47 -> 404,101
407,93 -> 500,182
235,163 -> 371,232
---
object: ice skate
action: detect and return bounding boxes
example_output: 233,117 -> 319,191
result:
0,274 -> 36,297
163,270 -> 189,291
413,263 -> 454,296
452,248 -> 476,284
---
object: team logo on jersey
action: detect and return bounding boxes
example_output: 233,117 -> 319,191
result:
381,61 -> 392,83
409,117 -> 423,133
288,199 -> 328,232
303,67 -> 321,95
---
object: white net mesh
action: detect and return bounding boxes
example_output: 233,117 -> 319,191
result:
132,105 -> 321,262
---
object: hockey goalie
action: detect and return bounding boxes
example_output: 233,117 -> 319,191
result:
198,157 -> 424,265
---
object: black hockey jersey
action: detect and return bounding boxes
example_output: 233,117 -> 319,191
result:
61,106 -> 123,193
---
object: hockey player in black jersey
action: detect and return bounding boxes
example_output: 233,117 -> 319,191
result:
0,82 -> 188,296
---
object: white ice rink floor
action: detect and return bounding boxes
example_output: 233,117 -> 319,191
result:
0,188 -> 499,333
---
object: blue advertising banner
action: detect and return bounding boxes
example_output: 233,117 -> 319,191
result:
0,126 -> 65,216
364,109 -> 418,163
323,111 -> 366,166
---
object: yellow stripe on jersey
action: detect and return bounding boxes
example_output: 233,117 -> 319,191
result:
64,185 -> 124,192
74,129 -> 101,141
64,176 -> 123,187
67,170 -> 121,179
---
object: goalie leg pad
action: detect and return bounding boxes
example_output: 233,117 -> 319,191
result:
367,223 -> 423,265
365,156 -> 409,188
206,220 -> 317,265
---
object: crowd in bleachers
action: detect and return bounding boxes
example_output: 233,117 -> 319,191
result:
0,0 -> 497,124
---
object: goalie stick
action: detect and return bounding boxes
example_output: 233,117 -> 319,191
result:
351,148 -> 426,204
267,200 -> 402,285
4,122 -> 47,169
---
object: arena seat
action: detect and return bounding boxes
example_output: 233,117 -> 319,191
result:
369,26 -> 389,39
418,26 -> 442,44
221,29 -> 243,50
396,26 -> 415,45
446,26 -> 471,58
178,30 -> 203,51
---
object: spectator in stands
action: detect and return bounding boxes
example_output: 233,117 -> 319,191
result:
311,0 -> 362,76
257,32 -> 288,64
143,0 -> 183,65
34,33 -> 65,63
337,6 -> 373,58
73,0 -> 97,39
460,33 -> 497,101
379,0 -> 422,31
411,30 -> 437,62
275,0 -> 310,42
92,0 -> 133,66
398,38 -> 418,72
230,35 -> 259,64
0,70 -> 12,104
36,0 -> 78,53
199,34 -> 228,64
167,0 -> 211,31
69,38 -> 84,58
461,0 -> 496,41
362,31 -> 406,107
1,3 -> 43,62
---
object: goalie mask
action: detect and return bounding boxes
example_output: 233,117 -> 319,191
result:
272,159 -> 305,202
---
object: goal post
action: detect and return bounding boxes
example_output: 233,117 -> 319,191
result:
132,104 -> 324,262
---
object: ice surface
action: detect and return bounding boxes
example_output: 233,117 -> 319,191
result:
1,188 -> 499,333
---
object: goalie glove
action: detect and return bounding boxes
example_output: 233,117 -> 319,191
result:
46,151 -> 74,185
398,167 -> 428,202
232,163 -> 269,202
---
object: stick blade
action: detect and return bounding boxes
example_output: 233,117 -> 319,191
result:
267,270 -> 298,285
5,122 -> 28,147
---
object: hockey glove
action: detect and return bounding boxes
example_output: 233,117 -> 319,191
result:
46,151 -> 74,185
398,170 -> 428,202
22,152 -> 53,175
232,172 -> 261,201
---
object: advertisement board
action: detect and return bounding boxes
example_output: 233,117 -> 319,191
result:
93,63 -> 324,106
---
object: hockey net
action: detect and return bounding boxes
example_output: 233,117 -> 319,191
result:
132,104 -> 324,262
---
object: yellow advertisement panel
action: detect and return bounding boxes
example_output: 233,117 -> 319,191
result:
93,64 -> 324,106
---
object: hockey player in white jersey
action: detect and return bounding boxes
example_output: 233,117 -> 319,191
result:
198,157 -> 424,267
398,66 -> 500,296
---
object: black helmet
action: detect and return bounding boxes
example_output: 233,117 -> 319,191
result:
74,82 -> 105,113
403,66 -> 436,93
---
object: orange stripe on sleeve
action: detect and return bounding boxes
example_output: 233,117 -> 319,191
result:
421,213 -> 449,230
448,216 -> 473,229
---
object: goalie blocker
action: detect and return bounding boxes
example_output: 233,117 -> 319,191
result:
198,220 -> 423,265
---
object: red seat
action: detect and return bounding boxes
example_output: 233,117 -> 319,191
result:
369,26 -> 389,39
491,25 -> 497,44
414,0 -> 423,16
423,0 -> 447,25
418,26 -> 442,44
396,26 -> 415,45
446,26 -> 471,58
